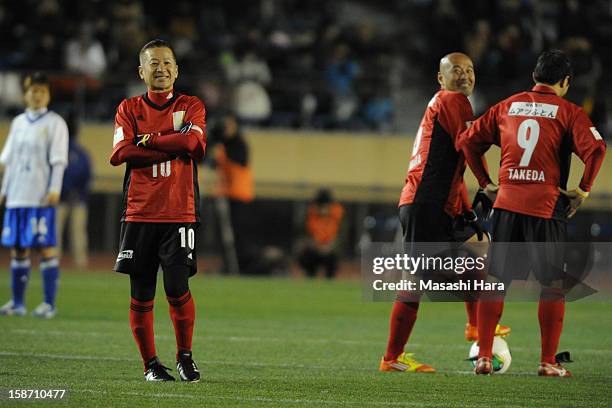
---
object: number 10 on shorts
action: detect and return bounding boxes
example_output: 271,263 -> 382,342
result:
179,227 -> 195,250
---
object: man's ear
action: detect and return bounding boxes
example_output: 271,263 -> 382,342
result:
175,64 -> 179,80
437,72 -> 444,87
532,72 -> 537,84
563,75 -> 571,88
138,66 -> 144,80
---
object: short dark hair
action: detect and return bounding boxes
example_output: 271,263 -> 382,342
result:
315,189 -> 333,205
22,72 -> 50,91
533,49 -> 572,86
139,39 -> 177,63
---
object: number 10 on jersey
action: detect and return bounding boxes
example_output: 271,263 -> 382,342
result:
152,161 -> 171,178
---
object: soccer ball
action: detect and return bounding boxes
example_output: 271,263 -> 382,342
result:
469,337 -> 512,374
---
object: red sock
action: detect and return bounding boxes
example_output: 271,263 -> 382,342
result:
477,300 -> 504,359
129,298 -> 156,368
538,294 -> 565,364
384,301 -> 419,361
167,291 -> 195,359
465,300 -> 478,326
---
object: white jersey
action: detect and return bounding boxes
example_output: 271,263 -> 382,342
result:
0,109 -> 69,208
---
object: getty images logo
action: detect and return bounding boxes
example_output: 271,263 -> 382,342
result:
116,250 -> 134,261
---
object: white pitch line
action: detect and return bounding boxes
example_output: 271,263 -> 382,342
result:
9,329 -> 612,355
3,350 -> 610,379
75,388 -> 527,408
9,329 -> 378,345
0,351 -> 360,370
76,388 -> 428,407
10,328 -> 173,340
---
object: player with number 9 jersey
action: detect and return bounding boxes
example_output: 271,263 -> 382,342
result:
460,50 -> 606,378
460,73 -> 605,221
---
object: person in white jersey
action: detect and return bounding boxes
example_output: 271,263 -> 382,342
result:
0,72 -> 68,318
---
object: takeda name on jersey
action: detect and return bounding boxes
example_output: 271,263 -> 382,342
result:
508,168 -> 545,182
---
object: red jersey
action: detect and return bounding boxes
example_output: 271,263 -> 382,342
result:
399,90 -> 474,217
460,84 -> 606,219
110,90 -> 207,223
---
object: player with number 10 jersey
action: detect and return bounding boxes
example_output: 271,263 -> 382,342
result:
111,86 -> 205,223
109,39 -> 206,382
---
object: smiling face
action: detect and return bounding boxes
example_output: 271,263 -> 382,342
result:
437,53 -> 475,97
138,47 -> 178,92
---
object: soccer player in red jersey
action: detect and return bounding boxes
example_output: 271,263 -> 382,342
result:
461,50 -> 606,377
109,39 -> 206,382
379,53 -> 509,373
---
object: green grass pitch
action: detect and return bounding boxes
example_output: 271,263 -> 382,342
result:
0,270 -> 611,407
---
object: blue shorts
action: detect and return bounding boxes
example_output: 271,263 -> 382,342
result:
1,207 -> 57,248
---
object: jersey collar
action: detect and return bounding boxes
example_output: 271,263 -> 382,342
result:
531,84 -> 557,95
143,89 -> 178,110
25,107 -> 49,123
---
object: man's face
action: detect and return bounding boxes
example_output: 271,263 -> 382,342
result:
223,117 -> 238,139
139,47 -> 178,92
438,55 -> 475,96
318,203 -> 331,216
24,84 -> 51,110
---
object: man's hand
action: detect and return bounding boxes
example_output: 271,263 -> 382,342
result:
316,242 -> 334,254
472,188 -> 494,220
180,121 -> 193,133
484,183 -> 499,203
44,191 -> 60,207
134,133 -> 153,147
180,121 -> 203,134
0,195 -> 5,207
559,187 -> 588,218
463,209 -> 486,241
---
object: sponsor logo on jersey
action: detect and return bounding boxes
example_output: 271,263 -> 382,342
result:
408,154 -> 421,171
427,94 -> 438,108
173,111 -> 186,131
116,250 -> 134,261
113,126 -> 124,147
590,127 -> 603,141
508,102 -> 558,119
508,168 -> 545,182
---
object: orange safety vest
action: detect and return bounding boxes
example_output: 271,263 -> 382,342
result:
215,145 -> 255,202
306,202 -> 344,244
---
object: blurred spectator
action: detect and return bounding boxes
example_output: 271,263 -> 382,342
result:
363,87 -> 394,131
213,115 -> 255,273
108,0 -> 146,78
168,1 -> 198,60
325,44 -> 360,125
464,20 -> 492,70
224,49 -> 272,124
563,37 -> 607,134
297,189 -> 344,279
0,0 -> 609,132
57,110 -> 92,268
65,23 -> 107,79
